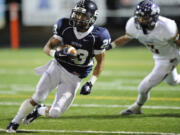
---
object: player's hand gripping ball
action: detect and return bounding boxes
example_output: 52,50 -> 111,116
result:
56,45 -> 78,58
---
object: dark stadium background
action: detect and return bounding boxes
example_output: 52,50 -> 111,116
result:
0,0 -> 180,48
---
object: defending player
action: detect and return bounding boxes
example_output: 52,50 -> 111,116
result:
107,0 -> 180,115
6,0 -> 111,133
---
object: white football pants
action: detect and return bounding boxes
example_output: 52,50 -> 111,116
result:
137,58 -> 179,106
32,60 -> 81,118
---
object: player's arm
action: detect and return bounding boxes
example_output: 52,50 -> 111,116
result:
43,36 -> 61,57
106,34 -> 132,50
92,52 -> 105,77
113,34 -> 132,47
80,28 -> 110,95
80,52 -> 105,95
44,18 -> 73,57
43,37 -> 74,58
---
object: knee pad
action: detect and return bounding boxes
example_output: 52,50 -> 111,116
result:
49,107 -> 61,118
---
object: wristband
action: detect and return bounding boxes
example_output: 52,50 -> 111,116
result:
88,75 -> 97,85
49,50 -> 56,57
111,42 -> 117,48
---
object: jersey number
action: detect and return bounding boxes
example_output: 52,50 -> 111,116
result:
74,49 -> 89,64
147,44 -> 160,54
101,39 -> 111,49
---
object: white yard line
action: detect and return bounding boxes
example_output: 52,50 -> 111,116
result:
0,91 -> 16,94
72,104 -> 180,110
0,128 -> 179,135
0,102 -> 180,110
0,69 -> 148,76
0,81 -> 179,92
102,70 -> 148,77
0,69 -> 33,75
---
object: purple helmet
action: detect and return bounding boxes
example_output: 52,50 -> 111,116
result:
135,0 -> 160,28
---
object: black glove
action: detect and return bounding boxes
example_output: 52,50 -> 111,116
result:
80,82 -> 93,95
105,44 -> 112,51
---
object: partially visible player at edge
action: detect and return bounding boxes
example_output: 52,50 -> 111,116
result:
107,0 -> 180,115
6,0 -> 111,133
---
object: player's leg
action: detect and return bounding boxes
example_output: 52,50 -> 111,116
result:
6,98 -> 37,133
121,60 -> 175,115
38,69 -> 81,118
41,80 -> 81,118
165,68 -> 180,85
6,60 -> 61,132
22,60 -> 63,125
49,83 -> 80,117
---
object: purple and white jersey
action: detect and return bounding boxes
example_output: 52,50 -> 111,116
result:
126,16 -> 179,60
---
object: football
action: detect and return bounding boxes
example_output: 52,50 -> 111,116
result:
57,45 -> 78,57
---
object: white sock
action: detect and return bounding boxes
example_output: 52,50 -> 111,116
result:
12,99 -> 34,124
38,106 -> 47,117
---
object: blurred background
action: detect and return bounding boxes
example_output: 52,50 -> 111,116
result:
0,0 -> 180,48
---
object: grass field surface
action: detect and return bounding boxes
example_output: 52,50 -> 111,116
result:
0,48 -> 180,135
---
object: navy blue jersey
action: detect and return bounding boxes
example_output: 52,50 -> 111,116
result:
53,18 -> 111,78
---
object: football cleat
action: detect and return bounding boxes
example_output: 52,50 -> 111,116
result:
22,104 -> 44,125
6,122 -> 19,133
120,103 -> 142,116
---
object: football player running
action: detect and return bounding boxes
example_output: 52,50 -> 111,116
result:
6,0 -> 111,133
107,0 -> 180,115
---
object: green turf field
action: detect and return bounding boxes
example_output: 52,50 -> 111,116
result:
0,48 -> 180,135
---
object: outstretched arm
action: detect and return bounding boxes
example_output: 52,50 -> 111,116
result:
113,34 -> 132,47
106,34 -> 132,50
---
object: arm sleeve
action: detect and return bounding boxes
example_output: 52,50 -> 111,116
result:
53,18 -> 64,41
94,28 -> 111,55
165,20 -> 178,41
125,17 -> 137,39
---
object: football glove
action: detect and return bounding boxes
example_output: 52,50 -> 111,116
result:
55,47 -> 68,57
80,82 -> 93,95
55,47 -> 77,58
